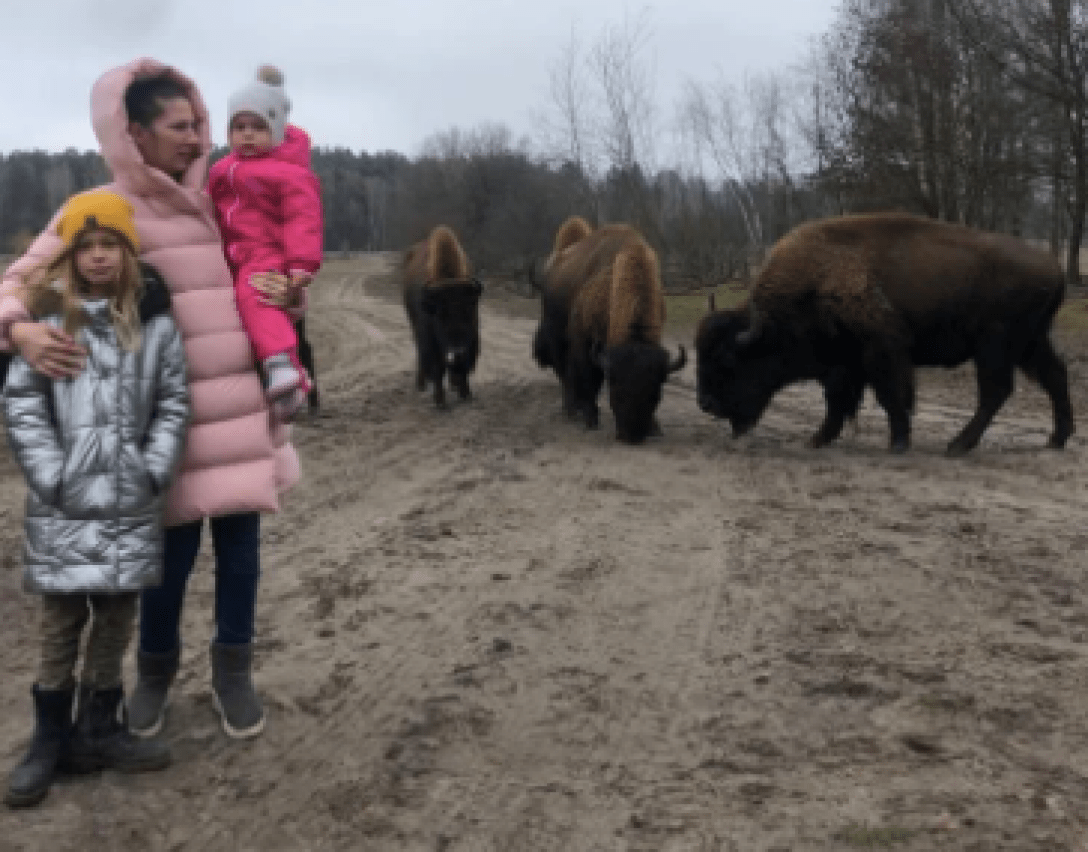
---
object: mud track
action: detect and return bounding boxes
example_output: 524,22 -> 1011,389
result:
2,255 -> 1088,851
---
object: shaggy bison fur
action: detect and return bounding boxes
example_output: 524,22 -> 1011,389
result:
695,213 -> 1075,455
534,219 -> 686,443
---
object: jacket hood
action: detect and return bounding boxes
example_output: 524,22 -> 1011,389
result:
78,277 -> 170,326
91,58 -> 213,198
275,125 -> 312,168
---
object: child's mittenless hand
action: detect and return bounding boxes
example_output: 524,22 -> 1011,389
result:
10,322 -> 86,379
252,271 -> 303,308
289,270 -> 313,288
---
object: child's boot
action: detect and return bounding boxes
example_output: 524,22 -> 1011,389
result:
263,353 -> 310,423
263,353 -> 301,398
66,685 -> 171,774
211,642 -> 266,739
4,684 -> 74,808
127,646 -> 181,737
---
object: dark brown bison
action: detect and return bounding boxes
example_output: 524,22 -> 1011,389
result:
695,213 -> 1075,455
534,219 -> 686,443
402,226 -> 482,409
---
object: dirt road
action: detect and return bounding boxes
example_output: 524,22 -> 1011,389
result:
2,255 -> 1088,851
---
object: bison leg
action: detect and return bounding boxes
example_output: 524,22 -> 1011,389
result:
948,343 -> 1015,456
424,351 -> 448,409
431,373 -> 448,409
1018,337 -> 1074,449
863,346 -> 913,453
296,318 -> 319,412
451,369 -> 472,401
810,368 -> 865,448
566,356 -> 602,429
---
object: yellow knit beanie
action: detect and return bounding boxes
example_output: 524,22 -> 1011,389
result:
56,190 -> 140,253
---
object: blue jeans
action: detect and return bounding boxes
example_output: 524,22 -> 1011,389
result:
139,512 -> 261,654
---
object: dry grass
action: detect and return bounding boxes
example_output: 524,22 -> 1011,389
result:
1055,292 -> 1088,333
665,280 -> 750,335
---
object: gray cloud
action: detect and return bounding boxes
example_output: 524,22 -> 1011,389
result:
1,1 -> 837,156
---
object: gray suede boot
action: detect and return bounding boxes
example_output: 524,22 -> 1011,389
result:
210,642 -> 265,739
127,647 -> 180,737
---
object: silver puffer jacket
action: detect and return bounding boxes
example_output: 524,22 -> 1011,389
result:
2,271 -> 190,593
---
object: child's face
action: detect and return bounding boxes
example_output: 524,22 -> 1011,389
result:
230,113 -> 274,156
74,228 -> 124,294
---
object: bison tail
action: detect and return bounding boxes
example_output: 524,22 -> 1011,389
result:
553,216 -> 594,255
428,225 -> 470,281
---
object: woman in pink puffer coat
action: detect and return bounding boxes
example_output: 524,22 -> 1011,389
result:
0,58 -> 301,743
209,66 -> 323,422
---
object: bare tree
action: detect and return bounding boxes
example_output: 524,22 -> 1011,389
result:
676,72 -> 805,257
950,0 -> 1088,284
537,9 -> 661,235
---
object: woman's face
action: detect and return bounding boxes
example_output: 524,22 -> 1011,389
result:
74,228 -> 124,295
130,96 -> 201,179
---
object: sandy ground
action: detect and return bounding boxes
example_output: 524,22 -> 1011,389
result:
2,254 -> 1088,851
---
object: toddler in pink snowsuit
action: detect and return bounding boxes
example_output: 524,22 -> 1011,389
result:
209,66 -> 323,421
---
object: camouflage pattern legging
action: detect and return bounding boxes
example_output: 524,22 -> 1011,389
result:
37,592 -> 138,690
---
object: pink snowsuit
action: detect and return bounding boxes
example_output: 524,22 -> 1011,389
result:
208,126 -> 323,369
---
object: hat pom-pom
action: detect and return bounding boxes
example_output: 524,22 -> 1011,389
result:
256,65 -> 284,87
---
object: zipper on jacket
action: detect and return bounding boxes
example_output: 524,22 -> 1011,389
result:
224,160 -> 242,231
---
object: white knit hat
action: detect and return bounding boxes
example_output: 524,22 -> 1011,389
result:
227,65 -> 292,145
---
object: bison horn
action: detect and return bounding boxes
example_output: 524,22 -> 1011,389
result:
735,304 -> 763,347
667,344 -> 687,374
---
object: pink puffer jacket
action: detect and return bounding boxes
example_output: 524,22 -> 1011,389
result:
0,58 -> 300,526
209,125 -> 323,281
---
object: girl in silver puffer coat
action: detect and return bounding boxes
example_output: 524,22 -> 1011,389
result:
2,190 -> 190,808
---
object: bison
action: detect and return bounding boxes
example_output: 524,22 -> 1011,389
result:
402,226 -> 482,409
695,213 -> 1075,455
534,218 -> 686,443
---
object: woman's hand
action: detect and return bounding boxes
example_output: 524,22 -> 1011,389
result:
9,322 -> 86,379
251,271 -> 303,308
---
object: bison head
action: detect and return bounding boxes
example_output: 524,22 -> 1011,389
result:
422,278 -> 483,369
695,305 -> 785,437
597,341 -> 686,444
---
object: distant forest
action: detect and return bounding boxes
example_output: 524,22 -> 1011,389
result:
2,1 -> 1087,288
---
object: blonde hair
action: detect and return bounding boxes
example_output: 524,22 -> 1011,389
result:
19,228 -> 144,351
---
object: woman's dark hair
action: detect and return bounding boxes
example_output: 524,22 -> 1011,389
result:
124,73 -> 190,127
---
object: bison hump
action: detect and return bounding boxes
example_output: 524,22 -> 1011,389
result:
427,225 -> 469,281
552,216 -> 594,255
607,239 -> 664,346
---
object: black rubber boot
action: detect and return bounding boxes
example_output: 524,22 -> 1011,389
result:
4,684 -> 74,808
127,647 -> 180,737
211,642 -> 266,739
65,686 -> 171,774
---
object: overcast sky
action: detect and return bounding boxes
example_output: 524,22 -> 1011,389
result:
1,0 -> 840,157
